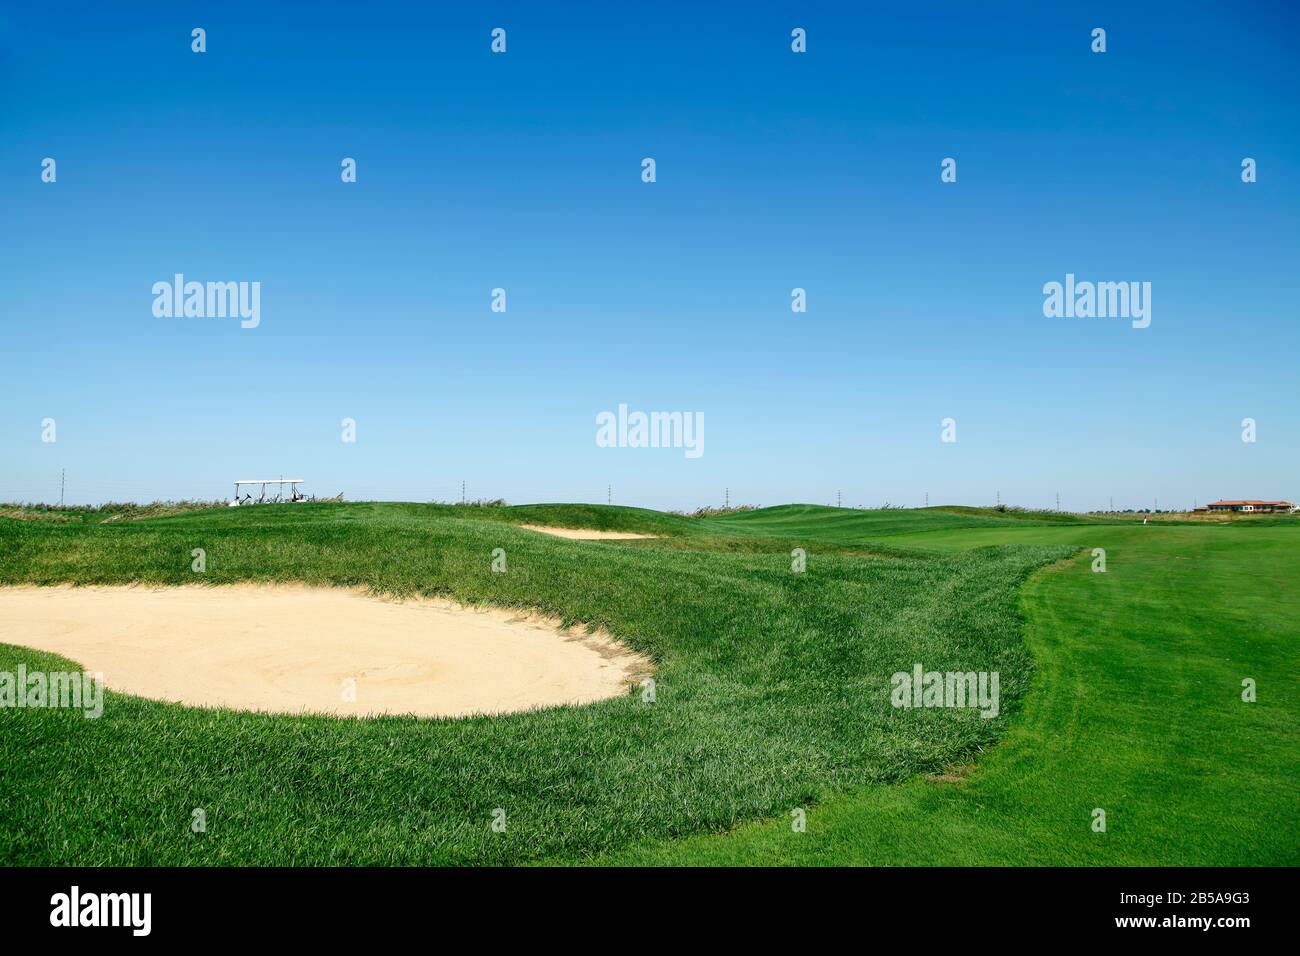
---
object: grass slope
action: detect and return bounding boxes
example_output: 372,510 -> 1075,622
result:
607,522 -> 1299,864
707,503 -> 1113,545
0,502 -> 1058,865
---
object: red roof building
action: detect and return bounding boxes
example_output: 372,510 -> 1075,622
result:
1200,499 -> 1295,513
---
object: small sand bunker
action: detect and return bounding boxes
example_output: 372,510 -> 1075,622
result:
0,585 -> 651,719
516,524 -> 659,541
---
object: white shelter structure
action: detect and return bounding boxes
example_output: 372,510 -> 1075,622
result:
231,479 -> 306,506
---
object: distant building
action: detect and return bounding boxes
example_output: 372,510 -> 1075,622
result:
1196,499 -> 1296,514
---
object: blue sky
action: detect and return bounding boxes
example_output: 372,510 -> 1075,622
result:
2,1 -> 1297,510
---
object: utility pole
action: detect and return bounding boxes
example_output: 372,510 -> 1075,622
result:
60,468 -> 65,508
724,487 -> 730,509
461,480 -> 466,504
925,491 -> 929,508
1110,496 -> 1114,513
837,490 -> 841,508
607,484 -> 611,506
1056,492 -> 1060,512
996,490 -> 1001,506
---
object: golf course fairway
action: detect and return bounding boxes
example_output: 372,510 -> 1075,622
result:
612,520 -> 1299,864
1,503 -> 1295,866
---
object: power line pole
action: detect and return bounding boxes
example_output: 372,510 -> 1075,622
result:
1056,492 -> 1060,512
837,490 -> 841,508
925,491 -> 929,508
724,487 -> 729,509
60,469 -> 65,508
996,490 -> 1001,506
461,480 -> 466,504
607,484 -> 611,506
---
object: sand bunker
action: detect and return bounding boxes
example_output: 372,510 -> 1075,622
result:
517,524 -> 659,540
0,585 -> 651,718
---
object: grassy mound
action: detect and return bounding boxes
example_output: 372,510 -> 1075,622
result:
6,502 -> 1291,866
608,521 -> 1300,864
0,502 -> 1059,865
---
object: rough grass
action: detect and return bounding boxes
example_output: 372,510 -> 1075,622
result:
0,508 -> 76,523
0,502 -> 1061,865
0,501 -> 226,523
607,522 -> 1300,865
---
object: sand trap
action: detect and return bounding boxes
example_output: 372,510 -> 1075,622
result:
0,585 -> 651,719
516,524 -> 659,540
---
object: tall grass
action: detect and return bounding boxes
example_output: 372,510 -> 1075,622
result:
0,502 -> 1062,864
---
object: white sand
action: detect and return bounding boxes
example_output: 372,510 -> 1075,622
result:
516,524 -> 659,540
0,584 -> 651,718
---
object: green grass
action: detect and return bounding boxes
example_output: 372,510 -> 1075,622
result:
0,502 -> 1057,865
606,521 -> 1300,864
705,503 -> 1119,545
0,502 -> 1294,865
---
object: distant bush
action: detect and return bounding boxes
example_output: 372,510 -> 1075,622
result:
676,504 -> 761,518
2,499 -> 223,514
0,506 -> 77,522
100,501 -> 228,520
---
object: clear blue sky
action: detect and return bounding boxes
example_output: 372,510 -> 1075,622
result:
2,1 -> 1297,510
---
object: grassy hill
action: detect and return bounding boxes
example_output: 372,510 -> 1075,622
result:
609,520 -> 1299,864
1,501 -> 1294,865
705,503 -> 1117,545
